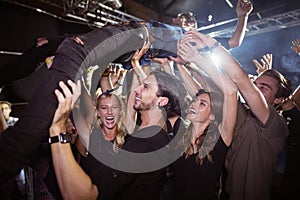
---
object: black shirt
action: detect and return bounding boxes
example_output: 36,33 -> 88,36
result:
82,126 -> 171,200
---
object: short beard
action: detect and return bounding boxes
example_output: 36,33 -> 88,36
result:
134,100 -> 156,112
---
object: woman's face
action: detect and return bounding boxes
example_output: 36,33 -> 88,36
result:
97,95 -> 121,130
187,93 -> 212,123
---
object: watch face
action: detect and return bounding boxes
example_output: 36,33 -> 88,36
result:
60,133 -> 72,143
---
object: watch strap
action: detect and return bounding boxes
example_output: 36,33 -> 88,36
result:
49,132 -> 72,144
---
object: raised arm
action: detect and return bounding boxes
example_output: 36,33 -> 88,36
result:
124,41 -> 150,133
186,31 -> 270,124
228,0 -> 253,48
178,36 -> 238,146
50,80 -> 98,199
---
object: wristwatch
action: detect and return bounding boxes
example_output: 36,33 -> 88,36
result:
49,132 -> 72,144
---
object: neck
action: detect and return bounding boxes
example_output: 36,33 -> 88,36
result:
168,115 -> 179,128
190,122 -> 207,145
102,127 -> 116,141
139,108 -> 165,129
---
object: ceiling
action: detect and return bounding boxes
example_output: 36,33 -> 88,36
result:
1,0 -> 299,92
2,0 -> 300,36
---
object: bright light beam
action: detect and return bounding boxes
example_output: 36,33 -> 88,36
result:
225,0 -> 233,8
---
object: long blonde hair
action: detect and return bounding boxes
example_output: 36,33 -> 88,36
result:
96,93 -> 126,151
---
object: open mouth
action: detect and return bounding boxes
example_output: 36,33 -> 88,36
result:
189,106 -> 197,114
106,116 -> 114,121
135,96 -> 141,102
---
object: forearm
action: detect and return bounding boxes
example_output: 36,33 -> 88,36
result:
219,90 -> 238,146
51,143 -> 98,199
228,16 -> 248,48
177,63 -> 201,97
131,60 -> 147,84
100,76 -> 113,92
125,74 -> 138,134
212,44 -> 269,124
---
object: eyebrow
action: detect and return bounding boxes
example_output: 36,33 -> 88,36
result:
142,81 -> 158,88
193,96 -> 208,103
199,98 -> 208,104
256,81 -> 272,90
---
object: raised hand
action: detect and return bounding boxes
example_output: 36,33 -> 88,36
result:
176,31 -> 218,64
291,38 -> 300,55
50,80 -> 81,135
236,0 -> 253,17
108,63 -> 125,86
252,53 -> 273,75
131,40 -> 151,64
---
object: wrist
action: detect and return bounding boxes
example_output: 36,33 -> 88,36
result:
131,60 -> 140,66
49,132 -> 72,144
50,126 -> 66,137
238,15 -> 248,19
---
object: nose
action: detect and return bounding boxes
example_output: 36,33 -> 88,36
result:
135,85 -> 142,93
107,107 -> 112,114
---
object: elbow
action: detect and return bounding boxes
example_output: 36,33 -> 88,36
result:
62,185 -> 98,200
228,40 -> 241,49
226,85 -> 238,97
231,70 -> 249,86
61,184 -> 99,200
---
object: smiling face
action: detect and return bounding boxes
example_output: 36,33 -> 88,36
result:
97,95 -> 121,130
172,13 -> 197,31
133,74 -> 160,112
187,93 -> 213,124
1,103 -> 11,120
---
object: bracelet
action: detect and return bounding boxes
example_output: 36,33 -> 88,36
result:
209,42 -> 221,52
184,62 -> 192,68
197,42 -> 221,55
136,73 -> 146,78
49,132 -> 72,144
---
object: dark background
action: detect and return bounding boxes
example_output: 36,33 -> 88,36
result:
0,0 -> 299,91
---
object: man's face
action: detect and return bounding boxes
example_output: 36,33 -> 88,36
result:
254,75 -> 279,105
1,103 -> 11,120
134,74 -> 160,112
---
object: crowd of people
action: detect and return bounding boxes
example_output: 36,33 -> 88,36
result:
0,0 -> 299,199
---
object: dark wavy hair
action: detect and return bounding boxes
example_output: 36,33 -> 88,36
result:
181,89 -> 224,165
150,70 -> 188,118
